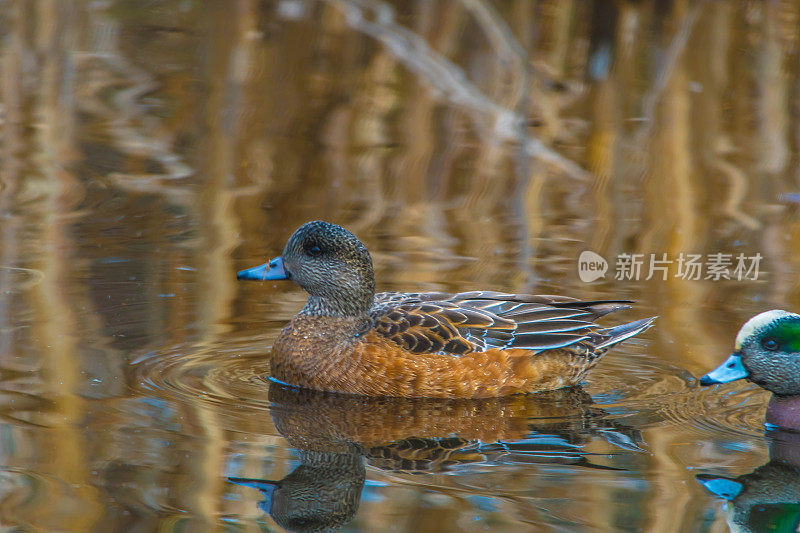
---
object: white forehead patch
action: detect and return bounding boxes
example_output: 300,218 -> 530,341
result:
735,310 -> 798,349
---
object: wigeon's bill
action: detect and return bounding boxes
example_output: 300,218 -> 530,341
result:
699,354 -> 748,385
237,256 -> 289,281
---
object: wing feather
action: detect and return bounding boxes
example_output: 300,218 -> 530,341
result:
369,291 -> 641,356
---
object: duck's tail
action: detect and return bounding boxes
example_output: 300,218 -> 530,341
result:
592,317 -> 657,351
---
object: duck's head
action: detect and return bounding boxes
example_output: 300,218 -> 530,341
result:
237,221 -> 375,317
700,310 -> 800,396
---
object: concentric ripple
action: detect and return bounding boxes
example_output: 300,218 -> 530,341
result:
657,385 -> 767,439
588,349 -> 767,439
131,335 -> 271,412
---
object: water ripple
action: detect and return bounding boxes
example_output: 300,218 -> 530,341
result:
590,352 -> 766,440
659,385 -> 767,440
131,337 -> 270,411
0,266 -> 44,292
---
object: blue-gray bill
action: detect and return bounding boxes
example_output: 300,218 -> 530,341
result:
237,256 -> 289,281
699,354 -> 749,385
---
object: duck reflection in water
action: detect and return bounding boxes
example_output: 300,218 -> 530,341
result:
230,450 -> 365,533
698,430 -> 800,533
230,383 -> 644,532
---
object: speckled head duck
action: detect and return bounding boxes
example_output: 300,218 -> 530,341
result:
238,220 -> 655,398
700,310 -> 800,429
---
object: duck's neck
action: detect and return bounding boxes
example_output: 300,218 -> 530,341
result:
766,394 -> 800,431
300,293 -> 374,318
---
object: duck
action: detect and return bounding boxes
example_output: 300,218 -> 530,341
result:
700,310 -> 800,430
237,220 -> 655,398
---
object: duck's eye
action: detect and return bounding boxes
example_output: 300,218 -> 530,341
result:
306,245 -> 322,257
762,338 -> 779,351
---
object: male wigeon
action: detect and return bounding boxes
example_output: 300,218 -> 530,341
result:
701,310 -> 800,430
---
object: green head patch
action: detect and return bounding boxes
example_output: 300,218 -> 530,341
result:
735,310 -> 800,351
761,317 -> 800,353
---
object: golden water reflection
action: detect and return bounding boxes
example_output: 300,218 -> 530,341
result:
1,0 -> 800,531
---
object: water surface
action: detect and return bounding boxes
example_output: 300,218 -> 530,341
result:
1,1 -> 800,531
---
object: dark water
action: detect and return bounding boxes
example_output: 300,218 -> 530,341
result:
1,1 -> 800,531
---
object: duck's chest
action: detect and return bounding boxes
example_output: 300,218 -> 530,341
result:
270,315 -> 367,382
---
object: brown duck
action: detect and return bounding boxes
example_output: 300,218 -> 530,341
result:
237,221 -> 655,398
